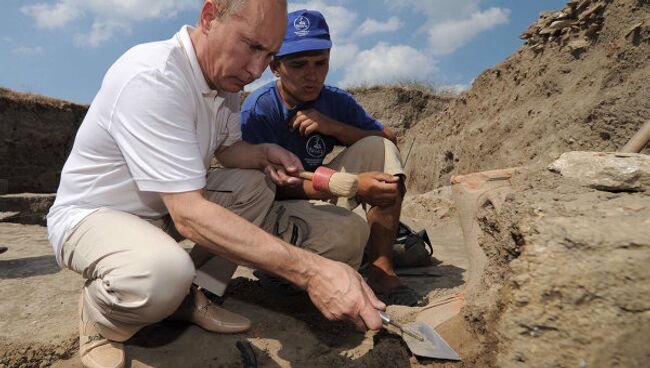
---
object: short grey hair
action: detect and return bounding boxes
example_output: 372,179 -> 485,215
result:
213,0 -> 248,18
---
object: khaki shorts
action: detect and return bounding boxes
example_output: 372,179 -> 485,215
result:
265,136 -> 405,270
61,169 -> 275,341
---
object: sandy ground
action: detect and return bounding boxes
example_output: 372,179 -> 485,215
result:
0,193 -> 474,367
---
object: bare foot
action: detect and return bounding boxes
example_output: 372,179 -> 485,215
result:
366,264 -> 404,294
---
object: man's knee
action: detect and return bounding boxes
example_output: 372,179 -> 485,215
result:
127,245 -> 195,322
352,136 -> 391,155
332,136 -> 403,177
335,213 -> 369,269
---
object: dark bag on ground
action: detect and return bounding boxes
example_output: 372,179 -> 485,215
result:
393,222 -> 433,268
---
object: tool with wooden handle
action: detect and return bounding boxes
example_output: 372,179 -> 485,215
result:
620,120 -> 650,153
378,310 -> 424,341
378,310 -> 461,361
294,167 -> 359,198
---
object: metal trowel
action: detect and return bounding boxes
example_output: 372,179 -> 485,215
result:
379,310 -> 461,361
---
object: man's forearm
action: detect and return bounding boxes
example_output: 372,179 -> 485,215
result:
215,141 -> 266,169
166,191 -> 318,288
276,179 -> 331,200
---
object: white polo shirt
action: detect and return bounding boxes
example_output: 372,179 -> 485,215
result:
47,25 -> 241,266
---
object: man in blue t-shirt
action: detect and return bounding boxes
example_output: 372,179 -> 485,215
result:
241,9 -> 423,306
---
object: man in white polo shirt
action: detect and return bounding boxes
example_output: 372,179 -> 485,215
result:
47,1 -> 384,367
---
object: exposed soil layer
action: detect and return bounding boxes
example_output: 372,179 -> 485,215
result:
400,0 -> 650,194
0,88 -> 87,193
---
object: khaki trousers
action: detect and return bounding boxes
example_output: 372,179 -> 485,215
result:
61,169 -> 275,341
267,136 -> 404,270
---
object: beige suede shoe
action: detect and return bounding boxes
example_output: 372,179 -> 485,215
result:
170,285 -> 251,334
79,295 -> 125,368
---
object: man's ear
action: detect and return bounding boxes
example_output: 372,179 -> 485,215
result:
198,0 -> 222,33
270,59 -> 281,76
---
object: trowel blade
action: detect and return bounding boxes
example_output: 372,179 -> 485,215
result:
403,321 -> 461,361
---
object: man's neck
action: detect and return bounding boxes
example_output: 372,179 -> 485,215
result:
276,80 -> 303,109
189,27 -> 218,91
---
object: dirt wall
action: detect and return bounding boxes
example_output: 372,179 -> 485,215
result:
0,88 -> 87,193
470,166 -> 650,367
349,85 -> 453,145
402,0 -> 650,194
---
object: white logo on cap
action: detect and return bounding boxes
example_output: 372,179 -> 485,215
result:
294,15 -> 310,36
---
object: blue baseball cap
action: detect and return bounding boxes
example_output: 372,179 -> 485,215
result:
276,9 -> 332,58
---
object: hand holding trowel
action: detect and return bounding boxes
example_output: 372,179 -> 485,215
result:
379,310 -> 461,361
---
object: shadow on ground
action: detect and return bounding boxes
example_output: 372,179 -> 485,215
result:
0,255 -> 60,278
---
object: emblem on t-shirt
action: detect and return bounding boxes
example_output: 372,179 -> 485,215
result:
306,135 -> 326,158
294,16 -> 310,36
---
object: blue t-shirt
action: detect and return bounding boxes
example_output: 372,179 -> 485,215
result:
241,81 -> 384,172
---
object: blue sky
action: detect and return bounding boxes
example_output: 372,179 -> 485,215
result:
0,0 -> 567,104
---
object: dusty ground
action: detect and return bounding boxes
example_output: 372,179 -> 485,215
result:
0,202 -> 471,367
2,0 -> 650,367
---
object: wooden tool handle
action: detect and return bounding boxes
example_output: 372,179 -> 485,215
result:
620,120 -> 650,153
295,171 -> 314,181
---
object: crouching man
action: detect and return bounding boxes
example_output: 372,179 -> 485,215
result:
48,1 -> 384,367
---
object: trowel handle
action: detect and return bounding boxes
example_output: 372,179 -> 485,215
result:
379,310 -> 403,331
378,310 -> 391,324
378,310 -> 425,341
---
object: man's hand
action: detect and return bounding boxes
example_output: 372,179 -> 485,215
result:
357,172 -> 401,207
290,109 -> 339,136
305,258 -> 385,330
216,141 -> 304,186
262,143 -> 304,186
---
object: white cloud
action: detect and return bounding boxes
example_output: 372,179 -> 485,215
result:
387,0 -> 510,54
357,16 -> 401,36
339,42 -> 437,87
12,46 -> 44,57
439,83 -> 471,95
21,2 -> 81,29
330,43 -> 359,71
74,20 -> 131,48
428,7 -> 510,55
21,0 -> 195,46
82,0 -> 196,21
388,0 -> 483,24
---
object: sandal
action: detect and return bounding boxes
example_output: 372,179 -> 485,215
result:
375,285 -> 427,307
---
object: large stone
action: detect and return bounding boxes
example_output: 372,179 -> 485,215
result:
548,151 -> 650,192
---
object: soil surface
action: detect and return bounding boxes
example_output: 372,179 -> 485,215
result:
2,0 -> 650,367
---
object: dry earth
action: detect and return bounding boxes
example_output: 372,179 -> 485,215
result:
1,0 -> 650,367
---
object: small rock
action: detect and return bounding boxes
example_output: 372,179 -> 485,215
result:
549,19 -> 576,30
568,38 -> 590,50
579,3 -> 605,21
576,0 -> 593,12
